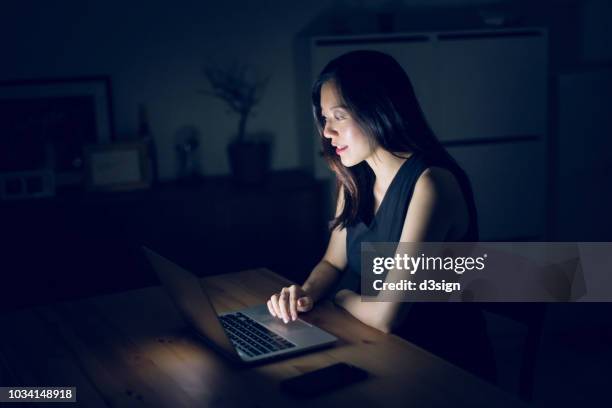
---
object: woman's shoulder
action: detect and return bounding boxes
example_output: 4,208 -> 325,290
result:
411,166 -> 470,239
414,166 -> 462,201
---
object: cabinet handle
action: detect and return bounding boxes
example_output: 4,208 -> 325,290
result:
315,35 -> 430,47
437,30 -> 543,41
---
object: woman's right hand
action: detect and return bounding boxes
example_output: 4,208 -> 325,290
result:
267,284 -> 313,323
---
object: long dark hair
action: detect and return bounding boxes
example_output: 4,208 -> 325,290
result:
312,50 -> 477,237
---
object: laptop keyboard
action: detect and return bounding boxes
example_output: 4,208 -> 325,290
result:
219,312 -> 296,357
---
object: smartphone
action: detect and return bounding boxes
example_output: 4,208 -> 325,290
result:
279,362 -> 368,398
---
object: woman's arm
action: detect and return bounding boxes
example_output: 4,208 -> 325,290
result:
302,259 -> 342,303
268,187 -> 348,321
333,167 -> 466,333
302,190 -> 348,302
333,289 -> 404,333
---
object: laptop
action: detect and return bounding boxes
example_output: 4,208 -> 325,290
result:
142,246 -> 337,364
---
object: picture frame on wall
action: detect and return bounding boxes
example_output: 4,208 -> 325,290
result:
84,142 -> 152,191
0,76 -> 115,189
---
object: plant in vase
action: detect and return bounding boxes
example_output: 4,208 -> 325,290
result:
201,63 -> 272,185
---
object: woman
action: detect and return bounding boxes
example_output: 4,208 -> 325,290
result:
267,50 -> 495,382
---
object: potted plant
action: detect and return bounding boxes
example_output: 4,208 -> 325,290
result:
201,63 -> 272,185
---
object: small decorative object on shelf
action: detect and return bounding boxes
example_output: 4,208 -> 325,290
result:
201,63 -> 273,185
174,126 -> 201,182
138,103 -> 159,185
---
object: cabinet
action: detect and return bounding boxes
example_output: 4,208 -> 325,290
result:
1,171 -> 327,311
306,28 -> 548,240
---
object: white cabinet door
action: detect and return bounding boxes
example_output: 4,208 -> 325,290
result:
435,31 -> 547,142
556,70 -> 612,240
448,141 -> 546,240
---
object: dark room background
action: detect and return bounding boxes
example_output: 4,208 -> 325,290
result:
1,0 -> 611,406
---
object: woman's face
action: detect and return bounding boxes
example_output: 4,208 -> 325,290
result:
320,81 -> 374,167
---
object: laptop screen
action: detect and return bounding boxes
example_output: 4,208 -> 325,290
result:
142,247 -> 238,359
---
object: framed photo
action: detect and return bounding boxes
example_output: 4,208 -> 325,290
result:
84,142 -> 152,191
0,76 -> 114,188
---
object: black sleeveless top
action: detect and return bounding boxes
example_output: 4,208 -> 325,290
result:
328,152 -> 495,382
331,152 -> 478,295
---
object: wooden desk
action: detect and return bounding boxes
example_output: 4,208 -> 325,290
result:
0,269 -> 524,407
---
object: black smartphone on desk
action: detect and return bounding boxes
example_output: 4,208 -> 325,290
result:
280,362 -> 369,398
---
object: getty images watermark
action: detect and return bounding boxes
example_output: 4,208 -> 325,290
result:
359,242 -> 612,302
